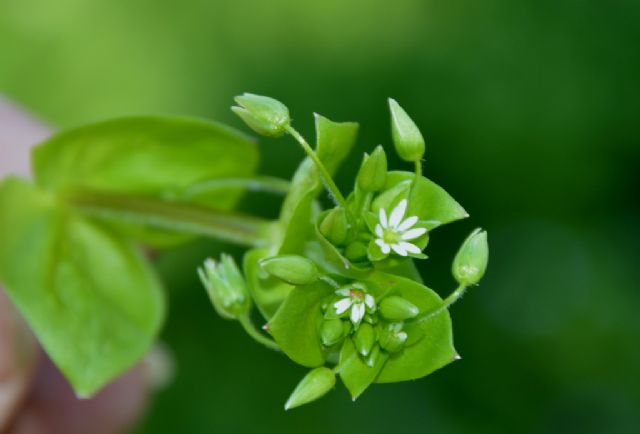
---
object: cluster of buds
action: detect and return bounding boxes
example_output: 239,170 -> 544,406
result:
197,93 -> 490,409
319,285 -> 422,366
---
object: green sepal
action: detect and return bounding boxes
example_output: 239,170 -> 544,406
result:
285,367 -> 336,410
354,323 -> 376,357
232,93 -> 290,137
259,254 -> 319,285
388,98 -> 425,162
452,228 -> 489,285
379,296 -> 420,321
243,248 -> 293,320
338,338 -> 387,400
356,145 -> 387,192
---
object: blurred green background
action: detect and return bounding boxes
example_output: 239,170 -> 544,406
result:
1,0 -> 639,432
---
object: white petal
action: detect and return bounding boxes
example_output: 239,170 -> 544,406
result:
375,224 -> 384,238
334,298 -> 352,314
378,207 -> 388,228
351,303 -> 365,324
364,294 -> 375,310
391,243 -> 408,256
398,241 -> 421,254
401,227 -> 427,240
375,238 -> 391,254
397,215 -> 418,231
389,199 -> 407,228
336,288 -> 351,296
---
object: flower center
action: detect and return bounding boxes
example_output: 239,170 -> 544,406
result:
349,289 -> 364,301
382,228 -> 400,244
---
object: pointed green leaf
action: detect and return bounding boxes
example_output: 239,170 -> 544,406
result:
364,272 -> 456,383
371,171 -> 467,229
267,282 -> 333,367
0,177 -> 165,397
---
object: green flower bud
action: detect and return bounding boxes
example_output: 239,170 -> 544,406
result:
366,344 -> 381,367
356,145 -> 387,192
198,254 -> 250,320
452,228 -> 489,285
320,318 -> 345,346
259,255 -> 319,285
354,323 -> 376,357
388,98 -> 425,162
379,296 -> 419,321
319,207 -> 349,246
344,241 -> 368,262
379,323 -> 408,353
232,93 -> 290,137
285,367 -> 336,410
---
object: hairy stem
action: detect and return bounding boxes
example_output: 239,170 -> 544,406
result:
415,283 -> 468,323
66,190 -> 271,247
284,125 -> 349,209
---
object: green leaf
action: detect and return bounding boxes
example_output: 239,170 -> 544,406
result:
364,272 -> 456,383
32,116 -> 259,246
277,115 -> 358,254
0,177 -> 165,397
267,282 -> 333,367
371,171 -> 468,229
338,338 -> 387,400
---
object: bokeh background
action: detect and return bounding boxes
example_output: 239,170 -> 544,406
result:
1,0 -> 639,433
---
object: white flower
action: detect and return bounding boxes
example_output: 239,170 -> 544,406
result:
374,199 -> 427,257
333,286 -> 376,325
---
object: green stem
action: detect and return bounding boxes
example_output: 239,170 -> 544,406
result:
415,283 -> 468,323
179,176 -> 290,199
284,125 -> 349,209
66,190 -> 270,247
411,160 -> 422,194
239,315 -> 280,351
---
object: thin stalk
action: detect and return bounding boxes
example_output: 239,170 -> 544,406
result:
66,190 -> 270,247
284,125 -> 349,210
239,315 -> 280,351
415,283 -> 468,323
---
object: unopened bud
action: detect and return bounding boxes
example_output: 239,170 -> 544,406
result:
232,93 -> 290,137
452,228 -> 488,285
285,367 -> 336,410
356,145 -> 387,192
379,296 -> 419,321
198,254 -> 250,320
388,98 -> 425,162
320,318 -> 345,346
260,255 -> 319,285
354,323 -> 376,357
379,323 -> 408,353
319,207 -> 349,246
344,241 -> 368,262
366,344 -> 381,367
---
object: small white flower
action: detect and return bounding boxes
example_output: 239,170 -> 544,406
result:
374,199 -> 426,257
333,285 -> 376,325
